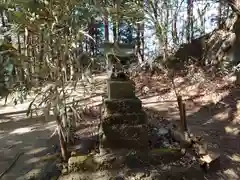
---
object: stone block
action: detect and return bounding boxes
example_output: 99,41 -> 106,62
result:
199,151 -> 221,172
104,98 -> 142,113
102,112 -> 147,125
101,135 -> 149,149
102,124 -> 149,143
107,80 -> 136,99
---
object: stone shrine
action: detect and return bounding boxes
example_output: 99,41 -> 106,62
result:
100,72 -> 149,149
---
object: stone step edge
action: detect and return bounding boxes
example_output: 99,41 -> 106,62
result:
102,124 -> 149,130
104,97 -> 139,102
103,111 -> 147,118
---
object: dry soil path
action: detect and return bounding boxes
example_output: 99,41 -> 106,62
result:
0,105 -> 60,180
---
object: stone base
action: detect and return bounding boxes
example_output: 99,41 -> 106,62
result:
102,112 -> 147,125
107,80 -> 136,99
101,135 -> 149,149
101,124 -> 150,149
104,98 -> 142,114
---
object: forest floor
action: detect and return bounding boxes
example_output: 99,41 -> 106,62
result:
0,70 -> 240,179
132,70 -> 240,179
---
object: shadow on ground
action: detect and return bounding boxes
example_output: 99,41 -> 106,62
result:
0,113 -> 60,180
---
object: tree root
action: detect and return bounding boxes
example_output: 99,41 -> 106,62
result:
0,152 -> 24,179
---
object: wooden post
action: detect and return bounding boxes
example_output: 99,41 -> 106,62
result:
177,95 -> 187,131
182,103 -> 187,131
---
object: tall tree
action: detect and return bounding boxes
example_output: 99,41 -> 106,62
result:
187,0 -> 193,42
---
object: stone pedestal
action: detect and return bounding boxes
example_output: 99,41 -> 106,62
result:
100,76 -> 149,149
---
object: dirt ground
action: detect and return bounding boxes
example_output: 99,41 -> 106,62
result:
0,72 -> 240,179
0,75 -> 105,180
133,70 -> 240,179
0,111 -> 59,180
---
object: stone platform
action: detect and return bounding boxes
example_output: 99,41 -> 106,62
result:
100,73 -> 150,149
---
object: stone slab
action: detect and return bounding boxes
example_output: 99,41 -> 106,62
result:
101,135 -> 149,149
102,112 -> 147,125
107,80 -> 136,99
102,124 -> 149,143
104,98 -> 142,113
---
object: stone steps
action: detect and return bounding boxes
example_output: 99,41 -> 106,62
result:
102,124 -> 149,140
104,98 -> 142,114
102,137 -> 149,149
100,77 -> 149,149
101,124 -> 150,149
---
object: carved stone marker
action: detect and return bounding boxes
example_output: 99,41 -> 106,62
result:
100,72 -> 149,149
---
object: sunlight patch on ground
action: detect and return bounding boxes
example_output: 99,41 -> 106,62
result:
0,113 -> 29,122
26,147 -> 48,155
40,121 -> 57,131
228,154 -> 240,163
25,157 -> 41,164
213,110 -> 229,121
9,127 -> 36,135
22,168 -> 42,179
6,140 -> 22,146
225,126 -> 240,136
23,145 -> 34,151
0,119 -> 13,123
141,96 -> 169,107
236,100 -> 240,116
224,169 -> 239,179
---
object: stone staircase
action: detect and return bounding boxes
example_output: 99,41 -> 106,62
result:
100,75 -> 149,149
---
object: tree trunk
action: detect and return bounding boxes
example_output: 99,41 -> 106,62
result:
88,17 -> 95,55
104,0 -> 109,41
1,10 -> 5,27
136,23 -> 141,63
226,0 -> 240,84
218,1 -> 223,28
113,21 -> 117,43
163,1 -> 169,60
187,0 -> 193,43
150,0 -> 162,47
172,5 -> 178,46
232,15 -> 240,85
56,115 -> 68,161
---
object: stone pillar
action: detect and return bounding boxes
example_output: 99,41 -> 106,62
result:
100,73 -> 149,149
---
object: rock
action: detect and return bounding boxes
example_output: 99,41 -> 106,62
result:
142,86 -> 150,93
135,170 -> 150,179
199,151 -> 221,172
171,129 -> 192,149
223,169 -> 239,179
71,151 -> 77,157
193,143 -> 208,156
68,155 -> 88,169
157,128 -> 169,136
225,126 -> 240,135
68,155 -> 99,172
61,168 -> 68,175
94,153 -> 116,164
